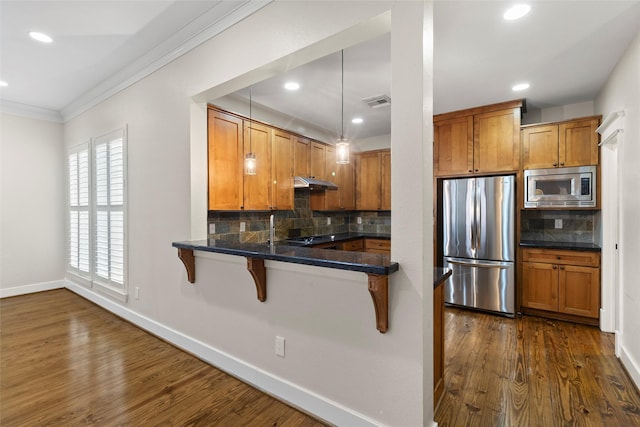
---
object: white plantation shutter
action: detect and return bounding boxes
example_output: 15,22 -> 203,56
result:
68,143 -> 90,276
67,127 -> 127,299
93,131 -> 126,288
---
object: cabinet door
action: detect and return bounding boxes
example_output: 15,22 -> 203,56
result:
380,150 -> 391,210
434,116 -> 473,176
559,265 -> 600,318
521,125 -> 559,169
337,162 -> 355,210
324,146 -> 340,210
243,121 -> 271,210
208,109 -> 243,210
294,136 -> 310,177
522,262 -> 558,311
473,108 -> 520,173
356,152 -> 381,210
272,129 -> 294,210
310,141 -> 325,179
559,118 -> 600,167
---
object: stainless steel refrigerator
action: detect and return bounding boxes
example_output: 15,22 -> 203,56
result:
442,175 -> 515,315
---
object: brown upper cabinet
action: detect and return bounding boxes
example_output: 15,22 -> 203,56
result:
310,142 -> 355,211
434,100 -> 523,177
356,149 -> 391,211
521,116 -> 600,169
207,106 -> 293,211
294,136 -> 310,178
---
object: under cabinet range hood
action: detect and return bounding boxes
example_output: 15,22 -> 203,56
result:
294,176 -> 339,190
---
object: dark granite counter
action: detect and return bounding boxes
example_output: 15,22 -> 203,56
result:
434,268 -> 452,289
520,240 -> 601,252
172,239 -> 399,275
285,232 -> 391,247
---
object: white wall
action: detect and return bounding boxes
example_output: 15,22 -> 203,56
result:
0,113 -> 65,296
596,29 -> 640,389
62,2 -> 435,426
540,101 -> 595,123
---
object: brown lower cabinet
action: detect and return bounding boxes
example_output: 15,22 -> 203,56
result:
521,248 -> 600,324
364,238 -> 391,254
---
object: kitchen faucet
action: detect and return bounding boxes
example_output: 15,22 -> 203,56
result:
269,214 -> 275,248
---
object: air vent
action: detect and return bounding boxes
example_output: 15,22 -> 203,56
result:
362,94 -> 391,109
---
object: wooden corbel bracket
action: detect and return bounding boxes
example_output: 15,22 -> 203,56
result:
246,257 -> 267,302
367,274 -> 389,333
177,248 -> 196,283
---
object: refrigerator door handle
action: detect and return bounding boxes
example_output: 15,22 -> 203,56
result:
445,257 -> 513,269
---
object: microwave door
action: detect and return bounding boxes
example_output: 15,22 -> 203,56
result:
529,174 -> 577,202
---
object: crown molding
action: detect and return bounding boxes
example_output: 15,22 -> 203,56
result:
60,0 -> 271,123
0,100 -> 63,123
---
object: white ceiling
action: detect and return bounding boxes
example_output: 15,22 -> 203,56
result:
1,1 -> 639,138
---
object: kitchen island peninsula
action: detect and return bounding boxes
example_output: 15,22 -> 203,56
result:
173,239 -> 452,334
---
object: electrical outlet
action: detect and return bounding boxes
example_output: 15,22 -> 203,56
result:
327,217 -> 331,225
240,222 -> 246,232
357,217 -> 362,224
209,223 -> 215,234
135,287 -> 140,300
555,219 -> 563,229
275,336 -> 285,357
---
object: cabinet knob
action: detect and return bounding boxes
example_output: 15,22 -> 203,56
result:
552,265 -> 557,269
560,163 -> 564,166
559,266 -> 565,270
468,170 -> 473,173
553,163 -> 558,167
475,169 -> 479,172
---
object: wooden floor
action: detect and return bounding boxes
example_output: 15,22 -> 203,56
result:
3,290 -> 640,427
0,290 -> 325,426
435,307 -> 640,427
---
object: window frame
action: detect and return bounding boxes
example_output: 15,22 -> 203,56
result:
67,127 -> 128,301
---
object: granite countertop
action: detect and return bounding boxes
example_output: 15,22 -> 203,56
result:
285,232 -> 391,247
434,268 -> 452,289
172,239 -> 399,275
520,240 -> 601,252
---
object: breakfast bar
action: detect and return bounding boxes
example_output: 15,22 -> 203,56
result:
173,239 -> 450,334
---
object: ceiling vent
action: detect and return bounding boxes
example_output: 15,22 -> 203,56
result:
362,94 -> 391,109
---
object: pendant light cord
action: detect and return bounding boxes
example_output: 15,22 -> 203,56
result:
340,50 -> 344,140
249,86 -> 252,152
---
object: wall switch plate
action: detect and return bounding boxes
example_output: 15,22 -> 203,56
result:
275,336 -> 285,357
240,222 -> 246,232
357,217 -> 362,224
327,217 -> 331,225
555,219 -> 563,229
209,223 -> 215,234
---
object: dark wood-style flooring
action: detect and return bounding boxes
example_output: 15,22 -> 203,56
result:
0,290 -> 325,426
2,290 -> 639,426
435,307 -> 640,426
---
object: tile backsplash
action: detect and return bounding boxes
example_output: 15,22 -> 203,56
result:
521,210 -> 601,244
208,190 -> 391,243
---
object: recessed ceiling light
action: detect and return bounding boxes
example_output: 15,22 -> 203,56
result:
503,4 -> 531,20
0,81 -> 7,87
284,82 -> 300,91
512,82 -> 530,91
351,117 -> 363,124
29,31 -> 53,43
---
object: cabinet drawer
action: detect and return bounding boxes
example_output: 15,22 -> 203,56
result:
341,239 -> 364,251
365,239 -> 391,254
522,248 -> 600,267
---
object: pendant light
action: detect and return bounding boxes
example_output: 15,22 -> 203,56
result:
336,50 -> 350,164
245,86 -> 257,175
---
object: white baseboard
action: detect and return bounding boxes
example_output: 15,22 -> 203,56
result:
0,280 -> 65,298
63,279 -> 381,427
619,342 -> 640,392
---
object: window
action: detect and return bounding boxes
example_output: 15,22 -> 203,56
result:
68,128 -> 127,300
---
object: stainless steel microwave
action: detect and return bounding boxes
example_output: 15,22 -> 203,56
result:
524,166 -> 596,208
